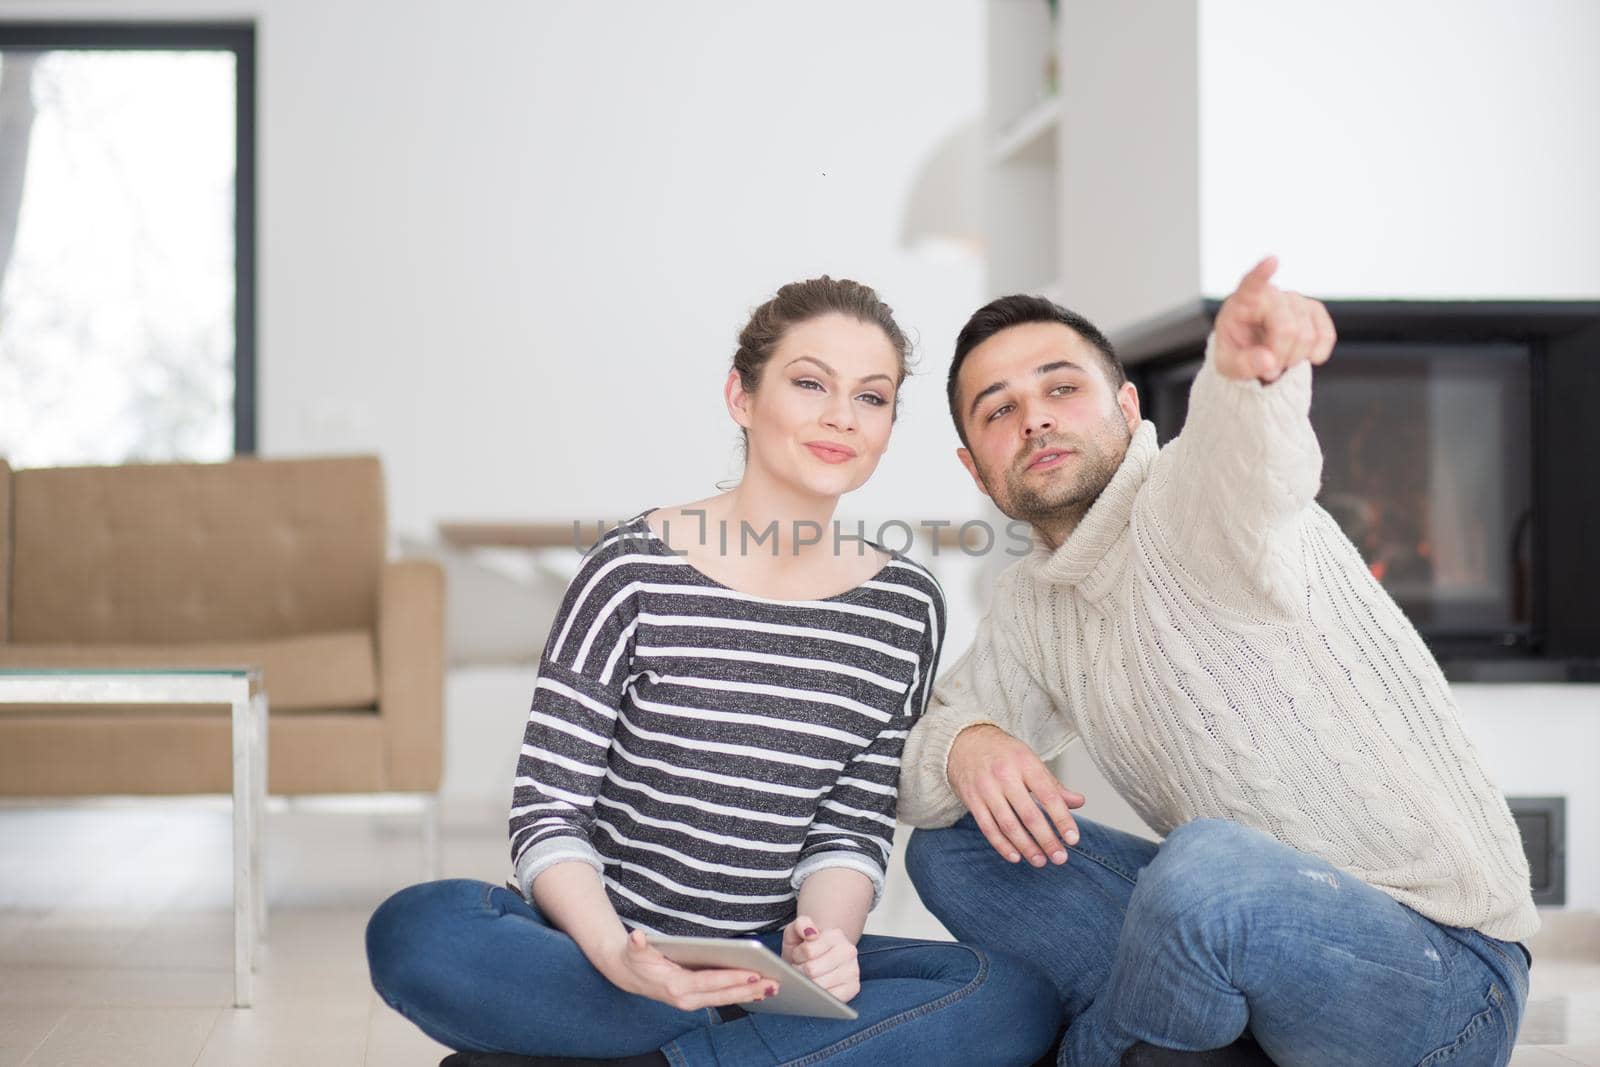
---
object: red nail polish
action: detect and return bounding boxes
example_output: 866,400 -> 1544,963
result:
803,927 -> 818,937
767,985 -> 778,996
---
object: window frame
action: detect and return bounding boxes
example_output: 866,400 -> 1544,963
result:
0,20 -> 257,454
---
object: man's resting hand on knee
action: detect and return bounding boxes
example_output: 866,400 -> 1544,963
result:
947,723 -> 1085,867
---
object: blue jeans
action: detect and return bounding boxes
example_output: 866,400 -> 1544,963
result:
365,878 -> 1062,1066
906,815 -> 1530,1067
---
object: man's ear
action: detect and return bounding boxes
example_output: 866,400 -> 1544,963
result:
724,369 -> 753,430
956,447 -> 992,500
1117,381 -> 1141,435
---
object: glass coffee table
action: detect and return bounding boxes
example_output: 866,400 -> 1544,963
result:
0,668 -> 267,1007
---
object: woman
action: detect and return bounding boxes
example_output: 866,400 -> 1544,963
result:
365,277 -> 1062,1066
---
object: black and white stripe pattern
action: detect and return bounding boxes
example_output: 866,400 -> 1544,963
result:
509,511 -> 945,937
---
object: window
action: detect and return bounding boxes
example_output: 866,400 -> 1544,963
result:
0,23 -> 255,467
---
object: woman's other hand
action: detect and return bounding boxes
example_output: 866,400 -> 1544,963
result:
782,914 -> 861,1003
601,928 -> 777,1012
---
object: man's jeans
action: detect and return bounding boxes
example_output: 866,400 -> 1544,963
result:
906,815 -> 1530,1067
365,878 -> 1062,1066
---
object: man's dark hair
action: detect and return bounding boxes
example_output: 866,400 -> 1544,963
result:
947,295 -> 1125,447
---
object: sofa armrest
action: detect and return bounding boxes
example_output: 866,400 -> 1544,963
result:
378,557 -> 446,792
1,456 -> 11,643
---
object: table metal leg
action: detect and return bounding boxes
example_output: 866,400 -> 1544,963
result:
0,670 -> 266,1008
252,690 -> 268,945
231,681 -> 254,1008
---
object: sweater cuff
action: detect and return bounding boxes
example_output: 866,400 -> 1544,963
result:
940,717 -> 1004,787
1194,331 -> 1313,426
514,835 -> 605,900
792,852 -> 887,911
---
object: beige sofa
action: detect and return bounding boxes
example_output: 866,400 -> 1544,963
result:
0,454 -> 444,799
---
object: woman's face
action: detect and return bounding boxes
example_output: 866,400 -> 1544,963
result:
730,313 -> 901,500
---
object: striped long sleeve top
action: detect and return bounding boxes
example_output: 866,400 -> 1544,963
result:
508,510 -> 946,937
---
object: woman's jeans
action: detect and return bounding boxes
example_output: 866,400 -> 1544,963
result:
905,815 -> 1532,1067
365,878 -> 1061,1066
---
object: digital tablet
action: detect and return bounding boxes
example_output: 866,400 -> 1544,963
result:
644,934 -> 860,1020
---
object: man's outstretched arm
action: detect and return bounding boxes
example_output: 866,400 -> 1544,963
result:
1150,256 -> 1338,613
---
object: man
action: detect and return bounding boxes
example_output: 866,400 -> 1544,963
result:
898,258 -> 1537,1067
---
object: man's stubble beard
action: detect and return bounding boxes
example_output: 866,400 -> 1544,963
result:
981,409 -> 1133,530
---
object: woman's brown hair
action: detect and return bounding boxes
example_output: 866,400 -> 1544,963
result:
732,276 -> 914,424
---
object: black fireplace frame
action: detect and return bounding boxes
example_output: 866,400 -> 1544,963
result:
1114,299 -> 1600,683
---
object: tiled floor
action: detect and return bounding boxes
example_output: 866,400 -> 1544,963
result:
0,800 -> 1596,1066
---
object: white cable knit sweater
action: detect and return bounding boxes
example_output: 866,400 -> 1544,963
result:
900,337 -> 1540,942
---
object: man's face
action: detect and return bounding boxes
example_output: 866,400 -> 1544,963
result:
954,322 -> 1140,530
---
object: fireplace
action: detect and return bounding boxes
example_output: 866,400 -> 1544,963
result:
1116,300 -> 1600,682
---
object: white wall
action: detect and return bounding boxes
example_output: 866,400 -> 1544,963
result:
1056,0 -> 1202,334
1050,0 -> 1600,314
1456,685 -> 1600,909
1198,0 -> 1600,299
0,0 -> 989,538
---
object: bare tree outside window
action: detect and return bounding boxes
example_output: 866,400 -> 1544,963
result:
0,28 -> 250,469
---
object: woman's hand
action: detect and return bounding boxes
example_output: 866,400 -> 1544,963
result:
782,914 -> 861,1003
601,929 -> 778,1012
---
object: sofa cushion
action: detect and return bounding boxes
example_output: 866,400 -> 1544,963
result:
9,455 -> 385,644
0,711 -> 390,795
0,629 -> 378,711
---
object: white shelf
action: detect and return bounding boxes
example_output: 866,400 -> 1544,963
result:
992,95 -> 1060,165
985,0 -> 1062,296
